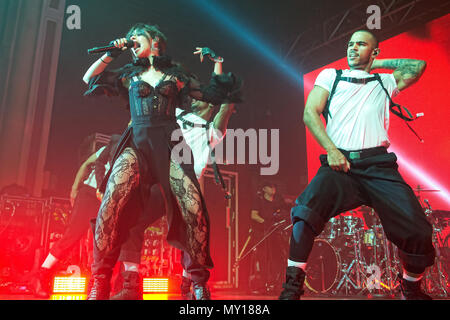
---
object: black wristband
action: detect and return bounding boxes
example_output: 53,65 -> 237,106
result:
106,48 -> 123,59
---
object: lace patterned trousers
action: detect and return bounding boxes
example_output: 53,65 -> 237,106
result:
91,147 -> 209,278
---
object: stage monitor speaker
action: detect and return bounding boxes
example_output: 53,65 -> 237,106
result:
0,195 -> 46,282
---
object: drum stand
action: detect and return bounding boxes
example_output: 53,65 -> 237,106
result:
423,211 -> 448,297
333,229 -> 366,296
333,260 -> 359,295
424,250 -> 449,297
373,226 -> 400,294
415,191 -> 449,297
234,219 -> 289,267
382,235 -> 394,289
234,220 -> 291,294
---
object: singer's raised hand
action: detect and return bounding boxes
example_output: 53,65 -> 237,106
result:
106,38 -> 130,59
193,47 -> 205,62
83,39 -> 126,83
112,38 -> 130,50
193,47 -> 223,64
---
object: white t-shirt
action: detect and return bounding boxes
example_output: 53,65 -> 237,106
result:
176,108 -> 224,178
315,68 -> 399,150
83,146 -> 110,189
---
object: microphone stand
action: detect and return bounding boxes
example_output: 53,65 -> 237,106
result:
233,219 -> 290,269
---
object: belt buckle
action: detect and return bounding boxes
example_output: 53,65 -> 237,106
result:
349,151 -> 361,160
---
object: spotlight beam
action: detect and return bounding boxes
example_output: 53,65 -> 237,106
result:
191,0 -> 306,85
391,146 -> 450,207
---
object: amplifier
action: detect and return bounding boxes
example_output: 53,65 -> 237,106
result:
0,196 -> 46,279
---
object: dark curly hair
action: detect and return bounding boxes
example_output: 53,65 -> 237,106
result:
126,23 -> 167,55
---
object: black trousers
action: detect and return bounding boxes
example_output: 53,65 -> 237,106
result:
50,185 -> 99,260
289,148 -> 435,274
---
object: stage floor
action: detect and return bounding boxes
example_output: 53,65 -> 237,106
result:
1,291 -> 449,300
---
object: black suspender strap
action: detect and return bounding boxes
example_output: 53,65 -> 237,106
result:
176,111 -> 231,199
207,137 -> 232,199
176,110 -> 208,129
325,71 -> 379,123
323,69 -> 342,123
321,69 -> 423,142
373,74 -> 424,142
373,74 -> 415,121
340,76 -> 378,84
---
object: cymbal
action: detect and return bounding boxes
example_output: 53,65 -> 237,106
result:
414,184 -> 440,192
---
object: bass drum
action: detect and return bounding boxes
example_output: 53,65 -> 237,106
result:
304,239 -> 341,294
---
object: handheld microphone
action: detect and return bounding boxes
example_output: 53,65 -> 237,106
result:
87,39 -> 135,55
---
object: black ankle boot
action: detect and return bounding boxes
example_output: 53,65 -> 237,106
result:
279,266 -> 306,300
110,271 -> 142,300
32,267 -> 53,299
87,272 -> 112,300
192,282 -> 211,300
180,276 -> 194,300
398,273 -> 432,300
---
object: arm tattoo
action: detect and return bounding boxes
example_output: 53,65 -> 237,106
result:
380,59 -> 426,79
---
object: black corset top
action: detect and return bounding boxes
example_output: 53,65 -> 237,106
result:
129,75 -> 179,125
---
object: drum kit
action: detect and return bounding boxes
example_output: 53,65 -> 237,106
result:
305,186 -> 449,298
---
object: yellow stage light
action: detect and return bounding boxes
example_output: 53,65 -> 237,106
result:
142,278 -> 169,293
52,276 -> 87,293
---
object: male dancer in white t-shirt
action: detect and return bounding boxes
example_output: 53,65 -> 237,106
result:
279,30 -> 434,300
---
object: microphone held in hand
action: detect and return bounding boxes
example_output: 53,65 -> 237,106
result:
87,39 -> 135,55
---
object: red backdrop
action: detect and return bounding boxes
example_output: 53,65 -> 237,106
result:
303,14 -> 450,212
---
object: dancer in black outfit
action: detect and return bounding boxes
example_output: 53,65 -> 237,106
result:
83,23 -> 241,300
279,30 -> 435,300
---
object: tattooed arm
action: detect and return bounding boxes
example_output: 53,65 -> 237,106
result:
371,58 -> 427,91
